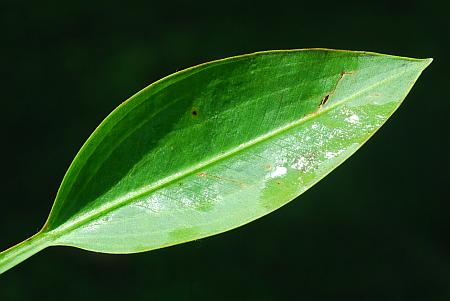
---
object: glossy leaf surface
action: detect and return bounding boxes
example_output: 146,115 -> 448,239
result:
0,49 -> 431,274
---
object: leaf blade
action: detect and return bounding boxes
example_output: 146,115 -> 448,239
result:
42,50 -> 431,253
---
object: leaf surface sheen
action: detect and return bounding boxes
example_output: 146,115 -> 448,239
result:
37,49 -> 431,253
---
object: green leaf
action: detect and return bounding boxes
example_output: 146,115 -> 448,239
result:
0,49 -> 431,274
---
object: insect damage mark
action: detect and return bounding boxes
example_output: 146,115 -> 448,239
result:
319,71 -> 355,109
304,71 -> 355,119
320,94 -> 330,107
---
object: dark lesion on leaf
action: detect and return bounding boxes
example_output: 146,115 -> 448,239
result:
191,108 -> 198,117
320,94 -> 330,107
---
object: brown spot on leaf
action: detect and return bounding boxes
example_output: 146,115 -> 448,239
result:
264,164 -> 273,171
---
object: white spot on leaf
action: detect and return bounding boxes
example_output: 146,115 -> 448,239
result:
268,166 -> 287,178
345,114 -> 360,124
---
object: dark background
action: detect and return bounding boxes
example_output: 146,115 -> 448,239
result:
0,0 -> 449,300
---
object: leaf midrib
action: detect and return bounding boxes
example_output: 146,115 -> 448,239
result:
49,65 -> 412,239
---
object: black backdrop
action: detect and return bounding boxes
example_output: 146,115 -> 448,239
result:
1,0 -> 449,300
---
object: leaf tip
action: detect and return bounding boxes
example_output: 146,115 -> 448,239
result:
424,57 -> 433,64
419,57 -> 433,69
406,57 -> 433,74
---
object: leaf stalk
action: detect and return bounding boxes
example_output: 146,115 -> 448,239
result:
0,232 -> 51,275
